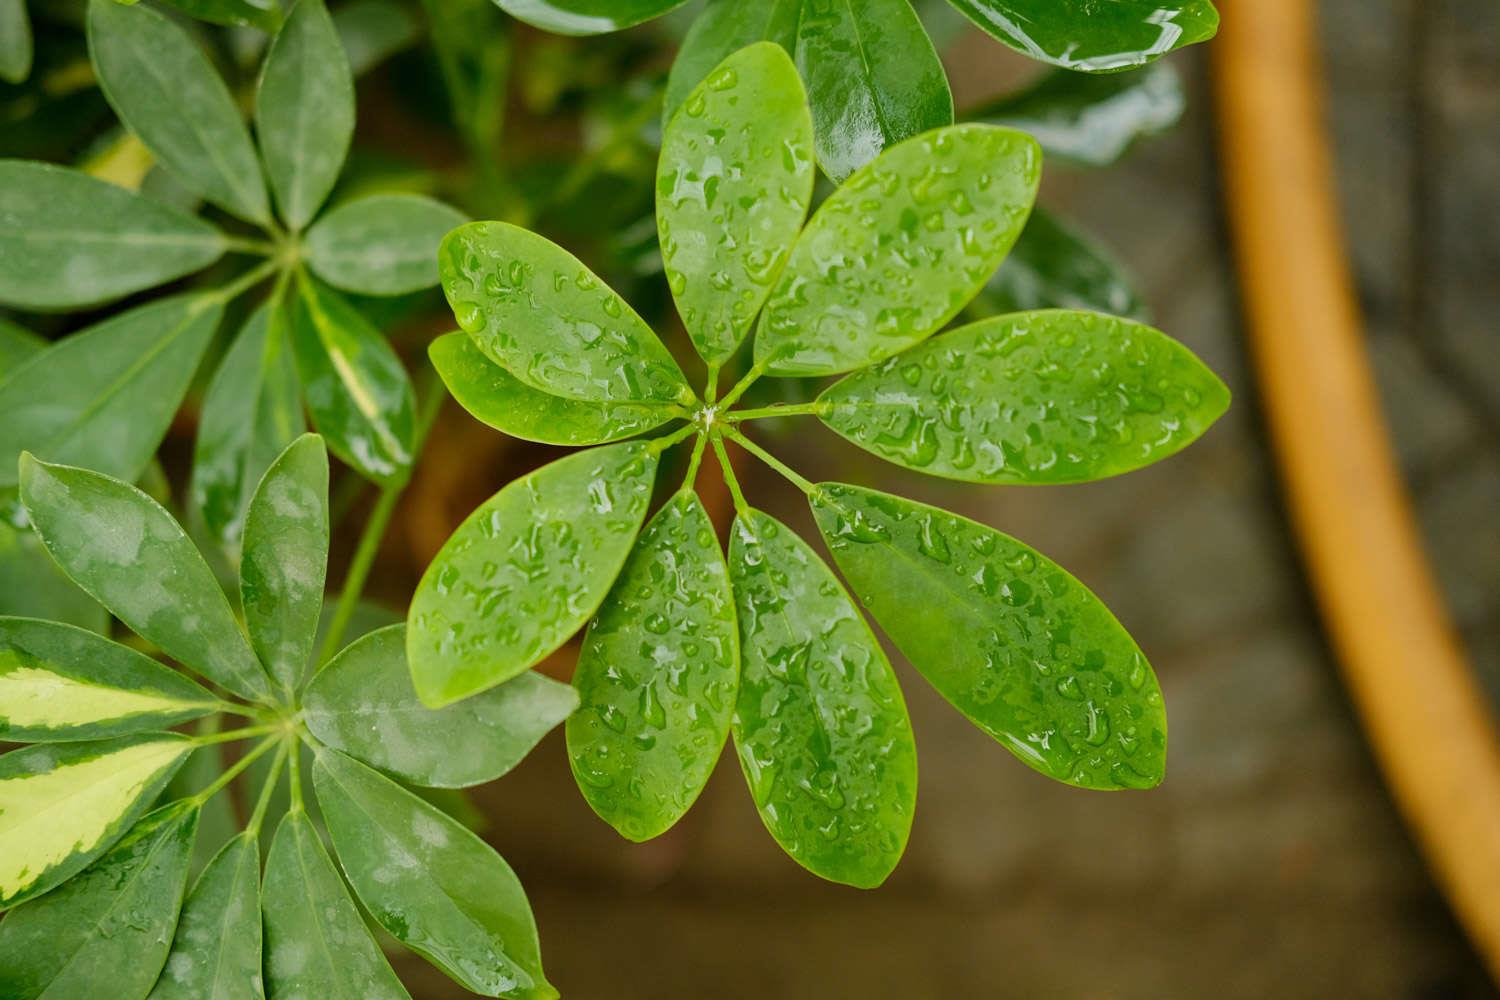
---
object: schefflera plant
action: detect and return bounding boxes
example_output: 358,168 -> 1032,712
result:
0,436 -> 571,1000
415,43 -> 1229,887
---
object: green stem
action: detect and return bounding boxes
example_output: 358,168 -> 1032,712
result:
710,433 -> 750,516
208,258 -> 279,305
725,401 -> 826,423
222,236 -> 277,256
647,423 -> 698,456
723,427 -> 815,495
704,364 -> 721,404
716,360 -> 767,411
246,741 -> 289,836
188,736 -> 278,808
681,433 -> 708,492
288,738 -> 305,813
193,723 -> 279,746
212,700 -> 268,721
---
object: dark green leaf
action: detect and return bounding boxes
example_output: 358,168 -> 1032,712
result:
0,0 -> 31,84
335,0 -> 421,76
658,42 -> 814,366
157,0 -> 280,31
439,222 -> 695,407
973,207 -> 1147,320
569,491 -> 738,841
755,124 -> 1040,376
305,624 -> 577,787
0,161 -> 224,310
0,317 -> 45,373
728,507 -> 916,888
662,0 -> 800,123
946,0 -> 1218,71
0,522 -> 108,633
88,0 -> 270,224
305,194 -> 468,295
493,0 -> 689,35
19,456 -> 273,702
408,441 -> 659,708
314,748 -> 555,999
148,832 -> 263,1000
811,483 -> 1167,789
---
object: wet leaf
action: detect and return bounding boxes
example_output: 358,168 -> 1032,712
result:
305,624 -> 577,787
0,161 -> 224,310
493,0 -> 688,35
973,207 -> 1147,320
728,507 -> 916,888
439,222 -> 694,407
662,0 -> 800,123
811,483 -> 1168,789
314,748 -> 556,999
0,617 -> 217,742
305,194 -> 468,296
569,492 -> 738,841
755,124 -> 1040,376
947,0 -> 1218,72
818,310 -> 1228,484
19,456 -> 273,702
0,0 -> 31,84
148,832 -> 264,1000
408,442 -> 659,708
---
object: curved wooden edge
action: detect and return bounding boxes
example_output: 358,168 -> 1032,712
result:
1212,0 -> 1500,979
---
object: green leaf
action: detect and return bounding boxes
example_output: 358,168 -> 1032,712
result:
973,207 -> 1147,320
0,734 -> 192,908
817,310 -> 1228,484
0,0 -> 31,84
440,222 -> 695,407
0,522 -> 108,633
975,63 -> 1185,168
947,0 -> 1218,72
240,434 -> 328,695
256,0 -> 353,229
261,810 -> 410,1000
755,124 -> 1040,377
19,456 -> 273,702
290,271 -> 416,485
0,802 -> 198,998
0,617 -> 218,742
430,332 -> 674,446
0,317 -> 45,373
155,734 -> 236,877
335,0 -> 421,76
727,507 -> 916,888
156,0 -> 280,31
0,294 -> 223,490
408,441 -> 659,708
658,42 -> 814,366
305,624 -> 577,788
493,0 -> 688,34
190,299 -> 304,550
796,0 -> 953,181
313,748 -> 555,999
811,483 -> 1168,789
87,0 -> 270,224
305,193 -> 468,296
0,161 -> 225,310
568,492 -> 737,841
147,832 -> 263,1000
662,0 -> 800,123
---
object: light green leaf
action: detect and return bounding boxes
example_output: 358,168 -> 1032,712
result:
494,0 -> 688,34
290,271 -> 416,485
0,161 -> 224,310
0,734 -> 192,908
811,483 -> 1167,789
0,317 -> 45,373
88,0 -> 270,224
0,294 -> 223,490
240,434 -> 328,695
19,456 -> 272,702
973,207 -> 1147,320
305,624 -> 577,788
157,0 -> 280,31
0,617 -> 217,742
335,0 -> 421,76
305,193 -> 468,295
0,0 -> 31,84
658,43 -> 813,366
190,299 -> 304,550
148,832 -> 264,1000
569,491 -> 738,841
262,810 -> 410,1000
817,310 -> 1228,484
728,507 -> 916,888
439,222 -> 695,407
255,0 -> 353,229
947,0 -> 1218,72
408,441 -> 659,708
314,748 -> 555,1000
755,124 -> 1040,376
662,0 -> 800,123
0,522 -> 108,633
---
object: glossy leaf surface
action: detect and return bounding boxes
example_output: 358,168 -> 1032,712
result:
728,508 -> 916,888
262,810 -> 410,1000
0,617 -> 217,742
0,0 -> 31,84
315,748 -> 555,999
19,456 -> 272,701
429,331 -> 674,446
756,125 -> 1040,376
662,0 -> 800,122
305,193 -> 468,295
440,222 -> 694,406
0,161 -> 224,309
0,734 -> 191,907
811,484 -> 1167,788
658,42 -> 813,365
0,317 -> 44,371
975,207 -> 1146,320
305,624 -> 577,788
569,492 -> 738,841
88,0 -> 270,224
0,294 -> 222,489
408,442 -> 658,707
493,0 -> 688,34
148,832 -> 263,1000
818,311 -> 1228,484
947,0 -> 1219,71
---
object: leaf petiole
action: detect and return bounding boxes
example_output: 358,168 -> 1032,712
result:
715,359 -> 767,410
287,738 -> 305,813
187,735 -> 278,808
680,433 -> 708,491
710,433 -> 750,516
722,427 -> 814,495
646,423 -> 698,456
246,741 -> 290,836
207,258 -> 279,305
193,722 -> 280,746
724,401 -> 826,423
222,235 -> 278,256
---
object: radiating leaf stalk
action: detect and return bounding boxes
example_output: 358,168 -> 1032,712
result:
247,740 -> 290,835
184,734 -> 279,808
